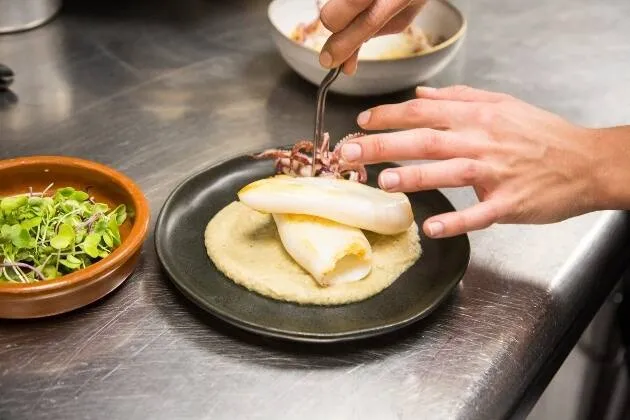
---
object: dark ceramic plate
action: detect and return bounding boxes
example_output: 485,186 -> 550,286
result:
155,152 -> 470,343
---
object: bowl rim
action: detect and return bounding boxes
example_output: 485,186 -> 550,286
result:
0,155 -> 150,294
267,0 -> 467,63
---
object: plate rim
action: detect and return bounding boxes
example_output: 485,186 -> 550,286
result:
155,147 -> 471,343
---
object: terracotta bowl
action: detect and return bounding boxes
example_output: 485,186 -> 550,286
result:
0,156 -> 150,319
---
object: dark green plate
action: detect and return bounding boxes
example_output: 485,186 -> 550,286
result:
155,152 -> 470,343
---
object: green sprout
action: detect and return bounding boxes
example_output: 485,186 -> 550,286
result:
0,184 -> 128,283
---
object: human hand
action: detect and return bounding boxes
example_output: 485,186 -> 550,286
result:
318,0 -> 427,75
340,85 -> 627,238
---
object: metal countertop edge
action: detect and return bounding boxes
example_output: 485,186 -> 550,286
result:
505,210 -> 630,419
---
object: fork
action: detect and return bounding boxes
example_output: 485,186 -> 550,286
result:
312,67 -> 342,176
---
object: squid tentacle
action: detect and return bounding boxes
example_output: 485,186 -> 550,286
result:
252,131 -> 367,183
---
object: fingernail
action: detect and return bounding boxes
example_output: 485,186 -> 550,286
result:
416,86 -> 436,94
320,51 -> 333,68
428,221 -> 444,237
341,143 -> 362,161
357,110 -> 371,126
342,65 -> 356,76
380,171 -> 400,190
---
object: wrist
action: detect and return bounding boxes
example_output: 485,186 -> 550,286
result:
589,126 -> 630,210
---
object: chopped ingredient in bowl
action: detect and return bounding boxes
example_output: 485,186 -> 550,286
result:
0,184 -> 128,283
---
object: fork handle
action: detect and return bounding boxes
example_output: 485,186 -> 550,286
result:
312,67 -> 342,176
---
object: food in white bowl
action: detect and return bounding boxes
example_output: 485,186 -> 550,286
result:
203,135 -> 421,305
291,7 -> 434,60
268,0 -> 467,96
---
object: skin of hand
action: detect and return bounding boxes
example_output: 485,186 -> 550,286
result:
339,85 -> 630,238
318,0 -> 427,75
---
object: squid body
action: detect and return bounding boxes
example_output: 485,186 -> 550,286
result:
237,175 -> 415,287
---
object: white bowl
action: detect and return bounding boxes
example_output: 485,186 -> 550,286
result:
268,0 -> 467,96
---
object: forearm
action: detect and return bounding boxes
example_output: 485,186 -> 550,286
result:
591,126 -> 630,210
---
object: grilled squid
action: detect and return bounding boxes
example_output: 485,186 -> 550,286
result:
272,213 -> 372,287
238,175 -> 414,235
239,139 -> 416,288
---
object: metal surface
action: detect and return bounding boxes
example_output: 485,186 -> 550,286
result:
0,0 -> 62,34
0,0 -> 629,419
0,63 -> 14,90
312,66 -> 340,176
573,282 -> 628,420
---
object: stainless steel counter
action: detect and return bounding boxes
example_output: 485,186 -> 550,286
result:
1,0 -> 629,419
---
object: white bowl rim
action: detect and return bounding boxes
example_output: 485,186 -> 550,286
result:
267,0 -> 468,63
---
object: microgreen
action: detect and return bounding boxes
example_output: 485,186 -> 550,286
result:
0,185 -> 128,283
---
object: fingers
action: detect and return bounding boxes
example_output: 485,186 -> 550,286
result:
375,3 -> 424,36
342,50 -> 360,75
416,85 -> 512,103
376,159 -> 488,192
341,129 -> 478,164
357,98 -> 475,130
423,200 -> 505,238
320,0 -> 410,68
320,0 -> 373,33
